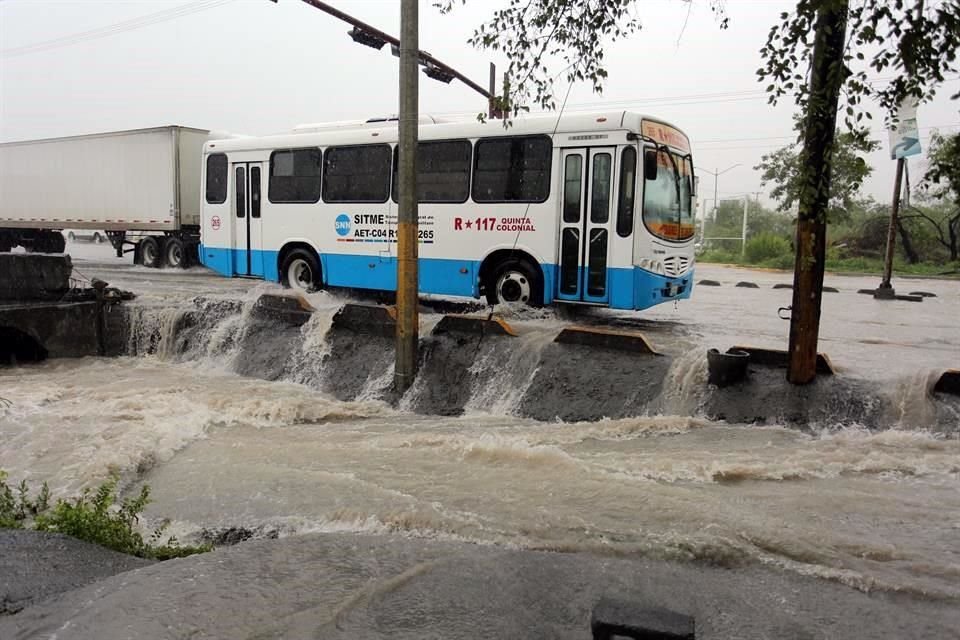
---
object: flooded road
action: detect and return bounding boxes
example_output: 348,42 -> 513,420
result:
2,243 -> 959,623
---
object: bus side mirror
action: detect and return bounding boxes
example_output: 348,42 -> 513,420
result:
644,150 -> 658,181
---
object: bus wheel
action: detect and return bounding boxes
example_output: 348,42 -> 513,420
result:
140,236 -> 163,268
485,258 -> 541,307
164,237 -> 187,269
281,249 -> 320,292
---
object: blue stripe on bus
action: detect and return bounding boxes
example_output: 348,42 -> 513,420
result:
199,245 -> 692,311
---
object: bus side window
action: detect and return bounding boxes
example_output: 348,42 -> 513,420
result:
472,135 -> 552,203
616,147 -> 637,237
206,154 -> 228,204
323,145 -> 392,203
269,148 -> 321,203
391,140 -> 472,203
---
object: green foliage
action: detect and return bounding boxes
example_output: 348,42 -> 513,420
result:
0,470 -> 48,529
436,0 -> 728,113
0,471 -> 210,560
745,233 -> 792,264
923,131 -> 960,204
758,0 -> 960,129
754,120 -> 880,222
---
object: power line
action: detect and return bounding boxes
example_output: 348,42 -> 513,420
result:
1,0 -> 236,58
696,123 -> 960,150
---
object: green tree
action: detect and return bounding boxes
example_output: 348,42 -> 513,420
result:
754,123 -> 880,223
909,131 -> 960,260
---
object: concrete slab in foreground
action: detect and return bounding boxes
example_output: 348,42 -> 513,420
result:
1,532 -> 955,639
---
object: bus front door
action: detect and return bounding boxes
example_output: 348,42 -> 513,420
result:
231,162 -> 265,277
557,147 -> 615,304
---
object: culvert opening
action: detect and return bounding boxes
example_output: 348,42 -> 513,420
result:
0,327 -> 48,365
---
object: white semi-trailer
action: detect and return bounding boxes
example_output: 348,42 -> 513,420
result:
0,126 -> 215,268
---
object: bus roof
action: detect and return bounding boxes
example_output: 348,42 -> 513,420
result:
204,111 -> 691,154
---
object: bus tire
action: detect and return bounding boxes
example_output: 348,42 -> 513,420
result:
280,248 -> 321,292
140,236 -> 163,268
484,257 -> 542,307
164,237 -> 187,269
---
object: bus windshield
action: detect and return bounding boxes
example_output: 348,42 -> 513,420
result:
642,148 -> 694,242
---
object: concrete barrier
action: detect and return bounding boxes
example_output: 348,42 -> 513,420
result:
252,293 -> 314,327
0,302 -> 101,360
698,279 -> 721,287
730,345 -> 835,375
591,597 -> 695,640
331,303 -> 397,337
432,314 -> 517,337
735,281 -> 759,288
0,254 -> 72,300
772,283 -> 792,290
555,326 -> 660,355
934,370 -> 960,396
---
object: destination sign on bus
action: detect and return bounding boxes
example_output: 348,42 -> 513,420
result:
641,120 -> 691,153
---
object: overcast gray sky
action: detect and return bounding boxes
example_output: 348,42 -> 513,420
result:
1,0 -> 958,207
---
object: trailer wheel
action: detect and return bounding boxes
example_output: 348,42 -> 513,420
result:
164,237 -> 187,269
35,232 -> 65,254
140,236 -> 163,268
280,248 -> 321,292
49,232 -> 66,253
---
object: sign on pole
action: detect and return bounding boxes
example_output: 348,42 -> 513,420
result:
888,98 -> 921,160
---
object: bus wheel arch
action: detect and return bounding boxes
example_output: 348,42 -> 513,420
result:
479,250 -> 544,307
278,243 -> 322,292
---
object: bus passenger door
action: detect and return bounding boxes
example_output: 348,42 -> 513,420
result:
557,147 -> 615,304
231,162 -> 265,277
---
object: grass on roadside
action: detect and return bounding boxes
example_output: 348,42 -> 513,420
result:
0,470 -> 210,560
698,249 -> 960,277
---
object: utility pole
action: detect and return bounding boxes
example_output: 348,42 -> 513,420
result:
696,164 -> 741,220
741,195 -> 749,258
787,0 -> 849,385
877,158 -> 906,297
395,0 -> 419,393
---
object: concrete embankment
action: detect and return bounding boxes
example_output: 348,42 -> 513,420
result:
121,292 -> 960,432
0,254 -> 130,361
1,530 -> 957,639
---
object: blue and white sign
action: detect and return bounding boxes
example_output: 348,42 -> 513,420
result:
335,213 -> 351,237
888,98 -> 921,160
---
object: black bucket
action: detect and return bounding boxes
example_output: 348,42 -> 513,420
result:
707,348 -> 750,387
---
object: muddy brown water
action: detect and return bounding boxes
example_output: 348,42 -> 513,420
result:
1,251 -> 958,619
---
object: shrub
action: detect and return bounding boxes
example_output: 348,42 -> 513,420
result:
744,233 -> 792,264
1,471 -> 209,560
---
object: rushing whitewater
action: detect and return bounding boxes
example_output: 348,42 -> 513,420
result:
1,256 -> 959,607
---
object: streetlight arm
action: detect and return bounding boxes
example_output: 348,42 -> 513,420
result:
296,0 -> 492,99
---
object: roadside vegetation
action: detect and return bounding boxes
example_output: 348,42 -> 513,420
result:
698,130 -> 960,278
0,470 -> 210,560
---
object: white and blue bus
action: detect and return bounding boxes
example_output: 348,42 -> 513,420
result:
199,111 -> 695,310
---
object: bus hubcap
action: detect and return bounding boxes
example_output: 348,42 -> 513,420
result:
496,271 -> 530,304
288,259 -> 313,290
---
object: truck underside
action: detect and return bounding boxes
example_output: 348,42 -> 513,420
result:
0,227 -> 201,269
